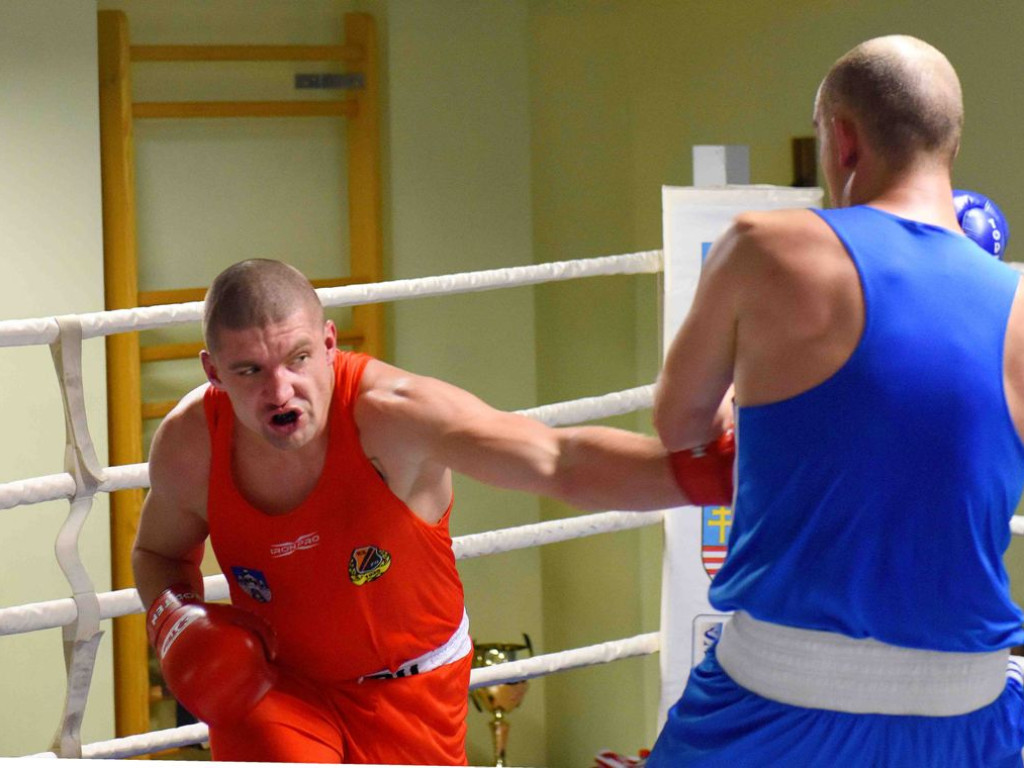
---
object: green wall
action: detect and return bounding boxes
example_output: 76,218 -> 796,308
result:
384,3 -> 547,764
527,1 -> 1024,764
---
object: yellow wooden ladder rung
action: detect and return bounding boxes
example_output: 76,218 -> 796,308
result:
139,341 -> 203,363
336,330 -> 365,346
132,100 -> 357,120
141,400 -> 177,421
130,43 -> 364,63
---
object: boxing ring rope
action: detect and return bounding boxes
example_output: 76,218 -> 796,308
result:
0,508 -> 664,638
27,633 -> 663,760
2,250 -> 665,759
0,250 -> 663,347
14,246 -> 1024,759
0,386 -> 655,513
0,466 -> 147,512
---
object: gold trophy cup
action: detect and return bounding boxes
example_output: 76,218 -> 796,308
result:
470,635 -> 533,767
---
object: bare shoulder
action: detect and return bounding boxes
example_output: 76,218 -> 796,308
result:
355,358 -> 422,419
354,358 -> 500,459
727,209 -> 836,264
147,384 -> 211,515
352,359 -> 439,459
708,208 -> 847,293
356,358 -> 472,420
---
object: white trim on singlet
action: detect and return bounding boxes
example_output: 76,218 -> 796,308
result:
359,609 -> 471,682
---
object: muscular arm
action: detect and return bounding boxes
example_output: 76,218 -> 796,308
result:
132,387 -> 211,608
653,219 -> 746,450
355,361 -> 684,516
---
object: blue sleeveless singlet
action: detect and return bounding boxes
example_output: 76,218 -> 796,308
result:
710,205 -> 1024,652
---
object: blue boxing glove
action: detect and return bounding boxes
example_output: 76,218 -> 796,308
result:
953,189 -> 1010,259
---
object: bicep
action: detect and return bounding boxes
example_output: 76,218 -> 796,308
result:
361,369 -> 563,496
433,395 -> 680,510
441,407 -> 562,494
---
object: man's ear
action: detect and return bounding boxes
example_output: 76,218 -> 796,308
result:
832,115 -> 860,170
323,320 -> 338,361
200,350 -> 224,389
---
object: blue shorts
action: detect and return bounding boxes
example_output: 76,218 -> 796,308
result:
647,645 -> 1024,768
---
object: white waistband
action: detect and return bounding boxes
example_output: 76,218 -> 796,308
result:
360,609 -> 471,682
715,611 -> 1010,716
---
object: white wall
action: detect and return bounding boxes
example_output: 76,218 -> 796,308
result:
0,0 -> 112,755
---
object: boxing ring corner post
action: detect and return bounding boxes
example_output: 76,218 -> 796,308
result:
656,184 -> 823,726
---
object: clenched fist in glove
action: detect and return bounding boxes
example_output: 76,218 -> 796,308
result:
147,585 -> 278,726
954,189 -> 1010,259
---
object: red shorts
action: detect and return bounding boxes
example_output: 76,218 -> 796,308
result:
208,653 -> 471,764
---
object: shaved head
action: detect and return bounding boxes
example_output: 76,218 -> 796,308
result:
203,259 -> 324,352
816,35 -> 962,170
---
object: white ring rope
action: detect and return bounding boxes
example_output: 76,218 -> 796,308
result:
0,382 -> 654,512
13,246 -> 1016,758
0,251 -> 662,348
0,464 -> 148,511
27,723 -> 210,760
519,385 -> 654,427
27,633 -> 660,760
468,632 -> 659,689
0,510 -> 663,637
0,473 -> 76,510
0,250 -> 664,758
454,510 -> 663,560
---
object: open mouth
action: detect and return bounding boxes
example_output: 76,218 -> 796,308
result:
271,410 -> 299,427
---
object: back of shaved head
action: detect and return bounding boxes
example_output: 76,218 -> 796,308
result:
817,35 -> 963,170
203,259 -> 324,352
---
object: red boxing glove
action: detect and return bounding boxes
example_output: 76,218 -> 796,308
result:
668,428 -> 735,506
147,585 -> 278,726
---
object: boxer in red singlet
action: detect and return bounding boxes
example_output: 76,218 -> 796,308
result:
133,259 -> 704,763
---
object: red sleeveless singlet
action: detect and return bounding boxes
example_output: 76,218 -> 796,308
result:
203,351 -> 466,684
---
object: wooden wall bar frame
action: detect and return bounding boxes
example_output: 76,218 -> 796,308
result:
97,10 -> 149,741
96,9 -> 385,738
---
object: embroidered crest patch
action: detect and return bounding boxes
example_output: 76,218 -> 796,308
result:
348,545 -> 392,586
231,566 -> 272,603
701,505 -> 732,580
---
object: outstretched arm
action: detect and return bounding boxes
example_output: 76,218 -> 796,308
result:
355,361 -> 684,512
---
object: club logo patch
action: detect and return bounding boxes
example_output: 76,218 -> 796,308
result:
348,545 -> 391,586
231,566 -> 272,603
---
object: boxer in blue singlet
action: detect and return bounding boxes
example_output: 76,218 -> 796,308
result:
649,35 -> 1024,767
